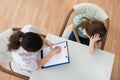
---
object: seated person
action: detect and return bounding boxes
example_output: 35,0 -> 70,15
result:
68,15 -> 107,53
7,25 -> 61,76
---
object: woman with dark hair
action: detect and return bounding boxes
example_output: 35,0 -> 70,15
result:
8,25 -> 61,76
68,16 -> 107,53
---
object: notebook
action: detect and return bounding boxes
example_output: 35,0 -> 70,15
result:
41,41 -> 70,69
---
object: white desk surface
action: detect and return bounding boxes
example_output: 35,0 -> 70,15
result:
30,34 -> 115,80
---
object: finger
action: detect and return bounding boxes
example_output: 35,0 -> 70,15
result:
54,46 -> 60,49
96,34 -> 100,38
49,44 -> 53,49
56,47 -> 61,53
48,42 -> 53,49
52,46 -> 59,50
55,46 -> 61,51
96,33 -> 99,36
94,34 -> 98,38
90,35 -> 94,39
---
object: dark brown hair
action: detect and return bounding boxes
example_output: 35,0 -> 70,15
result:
77,17 -> 107,38
8,31 -> 43,52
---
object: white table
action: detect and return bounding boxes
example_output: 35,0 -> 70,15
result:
30,34 -> 115,80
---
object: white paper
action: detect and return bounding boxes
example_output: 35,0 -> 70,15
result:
42,41 -> 69,67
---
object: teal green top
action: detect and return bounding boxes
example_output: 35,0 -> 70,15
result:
73,15 -> 88,38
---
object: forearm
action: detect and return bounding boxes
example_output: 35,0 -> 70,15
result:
38,52 -> 53,68
88,41 -> 95,53
72,25 -> 81,43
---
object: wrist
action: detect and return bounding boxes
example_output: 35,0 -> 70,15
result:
90,40 -> 95,46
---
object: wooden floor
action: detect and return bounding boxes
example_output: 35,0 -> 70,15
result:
0,0 -> 120,80
0,71 -> 24,80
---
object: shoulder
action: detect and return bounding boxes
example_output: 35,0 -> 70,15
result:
20,24 -> 39,33
73,15 -> 87,25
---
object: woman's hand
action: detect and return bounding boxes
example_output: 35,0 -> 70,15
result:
49,46 -> 61,56
45,40 -> 53,49
90,33 -> 101,43
89,33 -> 101,53
43,38 -> 53,49
40,35 -> 53,49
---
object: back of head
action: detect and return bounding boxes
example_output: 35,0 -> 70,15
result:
8,31 -> 43,52
22,32 -> 43,52
79,18 -> 107,38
